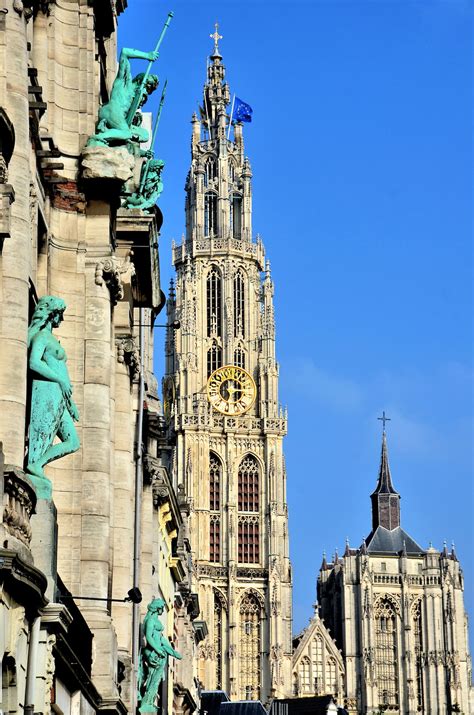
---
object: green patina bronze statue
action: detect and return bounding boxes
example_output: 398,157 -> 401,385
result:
124,159 -> 164,211
88,48 -> 159,147
26,296 -> 80,500
138,598 -> 182,712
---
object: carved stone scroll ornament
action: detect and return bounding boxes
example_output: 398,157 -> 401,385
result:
116,336 -> 140,380
95,254 -> 135,305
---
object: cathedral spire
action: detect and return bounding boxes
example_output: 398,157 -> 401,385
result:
370,427 -> 401,532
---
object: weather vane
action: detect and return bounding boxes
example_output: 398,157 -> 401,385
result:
377,411 -> 391,432
210,21 -> 222,54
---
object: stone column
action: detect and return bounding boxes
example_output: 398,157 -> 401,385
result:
0,2 -> 30,467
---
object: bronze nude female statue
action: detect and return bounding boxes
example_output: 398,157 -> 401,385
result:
26,296 -> 79,499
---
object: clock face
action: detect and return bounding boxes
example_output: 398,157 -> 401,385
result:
207,365 -> 256,416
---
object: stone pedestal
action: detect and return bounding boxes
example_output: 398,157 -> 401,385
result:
81,145 -> 135,183
30,498 -> 58,601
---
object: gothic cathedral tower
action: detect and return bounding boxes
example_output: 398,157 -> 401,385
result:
163,33 -> 293,703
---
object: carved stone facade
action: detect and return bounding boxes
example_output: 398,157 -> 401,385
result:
163,39 -> 292,704
317,432 -> 473,714
0,1 -> 192,713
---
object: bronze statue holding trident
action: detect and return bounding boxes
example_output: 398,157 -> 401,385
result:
137,598 -> 182,713
88,11 -> 173,148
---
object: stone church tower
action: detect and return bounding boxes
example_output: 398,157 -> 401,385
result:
163,34 -> 293,703
318,427 -> 472,714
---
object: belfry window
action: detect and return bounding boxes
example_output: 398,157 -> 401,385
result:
230,193 -> 242,239
205,192 -> 218,236
234,347 -> 246,369
239,593 -> 261,700
233,270 -> 245,338
204,157 -> 217,187
207,341 -> 222,378
238,455 -> 259,512
209,452 -> 221,510
207,267 -> 222,337
374,597 -> 399,708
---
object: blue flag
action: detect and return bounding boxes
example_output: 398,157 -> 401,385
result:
232,96 -> 253,123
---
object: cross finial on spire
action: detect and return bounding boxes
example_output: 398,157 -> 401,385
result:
378,410 -> 391,433
210,22 -> 222,54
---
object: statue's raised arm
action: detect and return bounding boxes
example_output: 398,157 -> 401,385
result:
87,47 -> 159,148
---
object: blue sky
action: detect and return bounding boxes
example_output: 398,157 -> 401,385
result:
120,0 -> 473,637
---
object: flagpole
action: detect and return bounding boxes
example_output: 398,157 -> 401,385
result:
227,94 -> 235,140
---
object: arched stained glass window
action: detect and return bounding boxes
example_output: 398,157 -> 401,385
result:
238,455 -> 259,512
375,597 -> 399,708
207,267 -> 222,337
233,270 -> 245,337
205,192 -> 218,236
239,593 -> 261,700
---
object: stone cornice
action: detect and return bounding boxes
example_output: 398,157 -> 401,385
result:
0,549 -> 47,613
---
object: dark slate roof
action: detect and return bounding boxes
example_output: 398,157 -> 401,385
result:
200,691 -> 230,715
220,702 -> 267,715
365,525 -> 425,554
269,696 -> 341,715
371,432 -> 399,496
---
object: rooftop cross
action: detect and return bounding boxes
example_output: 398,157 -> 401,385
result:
210,22 -> 222,54
377,410 -> 391,433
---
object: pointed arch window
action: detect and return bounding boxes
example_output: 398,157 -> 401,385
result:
234,346 -> 246,369
299,657 -> 311,693
327,657 -> 338,695
239,593 -> 261,700
205,192 -> 218,236
233,270 -> 245,338
230,192 -> 242,239
238,455 -> 259,512
207,341 -> 222,378
311,635 -> 324,693
204,157 -> 217,188
413,600 -> 424,711
209,452 -> 221,510
207,267 -> 222,337
238,516 -> 259,564
228,160 -> 236,183
214,592 -> 225,689
374,597 -> 399,708
210,515 -> 220,563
